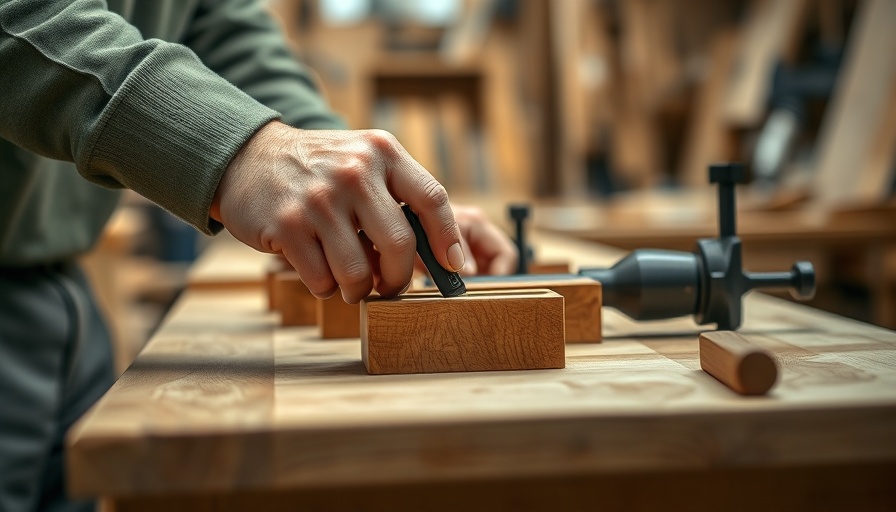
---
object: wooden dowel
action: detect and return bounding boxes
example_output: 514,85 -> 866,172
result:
699,331 -> 779,395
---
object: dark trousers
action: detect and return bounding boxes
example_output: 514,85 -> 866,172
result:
0,263 -> 115,512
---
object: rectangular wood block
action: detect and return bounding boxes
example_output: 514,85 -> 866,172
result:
265,257 -> 291,311
317,295 -> 361,339
361,289 -> 566,375
274,272 -> 318,326
423,277 -> 601,343
528,261 -> 571,274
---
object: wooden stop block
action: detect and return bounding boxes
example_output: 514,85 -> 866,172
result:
528,261 -> 571,275
274,272 -> 318,326
362,290 -> 566,375
265,257 -> 291,311
425,277 -> 601,343
318,295 -> 361,339
699,331 -> 779,395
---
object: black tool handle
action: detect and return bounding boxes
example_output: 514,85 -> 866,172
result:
402,204 -> 466,297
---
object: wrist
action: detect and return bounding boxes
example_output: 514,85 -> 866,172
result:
210,121 -> 289,223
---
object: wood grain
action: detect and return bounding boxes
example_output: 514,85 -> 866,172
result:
699,331 -> 779,395
361,290 -> 566,374
186,233 -> 267,290
274,272 -> 317,326
317,295 -> 361,339
424,277 -> 602,343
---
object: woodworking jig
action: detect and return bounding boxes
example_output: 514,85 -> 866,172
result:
459,163 -> 816,340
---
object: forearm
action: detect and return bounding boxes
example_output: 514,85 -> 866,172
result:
0,0 -> 278,233
185,0 -> 345,130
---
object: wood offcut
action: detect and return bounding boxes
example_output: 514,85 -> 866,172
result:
317,295 -> 361,339
424,277 -> 601,343
274,272 -> 318,326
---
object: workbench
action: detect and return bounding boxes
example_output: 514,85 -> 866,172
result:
68,233 -> 896,511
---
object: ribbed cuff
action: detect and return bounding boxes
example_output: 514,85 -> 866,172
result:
83,43 -> 280,234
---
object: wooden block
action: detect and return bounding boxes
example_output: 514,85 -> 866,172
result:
361,290 -> 565,375
274,272 -> 317,326
317,296 -> 361,339
266,257 -> 291,312
699,331 -> 779,395
528,261 -> 571,275
422,277 -> 601,343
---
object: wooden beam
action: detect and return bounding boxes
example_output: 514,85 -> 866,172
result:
361,290 -> 566,374
813,0 -> 896,207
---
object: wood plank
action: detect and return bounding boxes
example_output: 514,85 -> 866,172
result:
361,290 -> 566,374
700,330 -> 779,395
186,233 -> 268,290
723,0 -> 811,126
813,0 -> 896,207
679,30 -> 739,187
105,463 -> 896,512
67,290 -> 275,495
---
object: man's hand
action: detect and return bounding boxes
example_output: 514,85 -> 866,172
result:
451,205 -> 518,276
211,122 -> 464,303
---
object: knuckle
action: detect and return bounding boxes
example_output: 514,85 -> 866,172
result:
302,183 -> 336,212
338,261 -> 371,288
365,129 -> 398,152
333,159 -> 374,188
419,179 -> 450,210
380,223 -> 416,254
306,278 -> 337,298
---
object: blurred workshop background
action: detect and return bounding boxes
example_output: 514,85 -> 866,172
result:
87,0 -> 895,373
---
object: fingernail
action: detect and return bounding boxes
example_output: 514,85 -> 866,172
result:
447,242 -> 465,271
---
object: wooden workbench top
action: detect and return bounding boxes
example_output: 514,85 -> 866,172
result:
67,233 -> 896,498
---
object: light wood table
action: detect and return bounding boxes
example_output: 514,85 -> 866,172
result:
68,234 -> 896,511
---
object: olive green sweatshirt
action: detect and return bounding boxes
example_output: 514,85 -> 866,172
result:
0,0 -> 345,266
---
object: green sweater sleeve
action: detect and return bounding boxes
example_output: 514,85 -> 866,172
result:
0,0 -> 279,234
183,0 -> 346,130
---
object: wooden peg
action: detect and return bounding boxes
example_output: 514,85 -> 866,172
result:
318,295 -> 361,339
423,277 -> 601,343
699,331 -> 779,395
274,272 -> 318,326
362,290 -> 566,375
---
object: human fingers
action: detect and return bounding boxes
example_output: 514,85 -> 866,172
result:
371,131 -> 464,273
281,233 -> 339,299
354,194 -> 416,297
317,216 -> 374,304
454,205 -> 517,275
